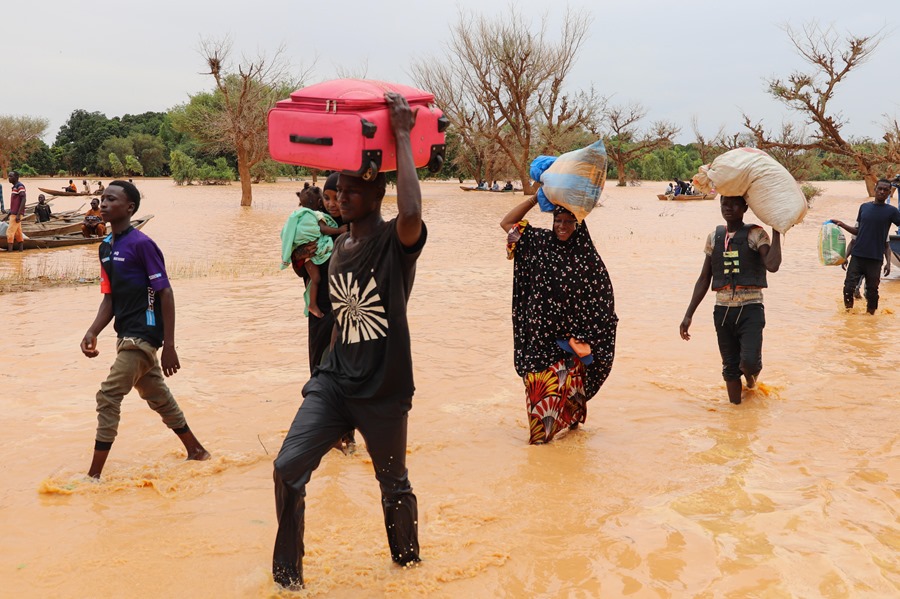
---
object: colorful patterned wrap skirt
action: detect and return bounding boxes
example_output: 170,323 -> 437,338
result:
524,356 -> 588,444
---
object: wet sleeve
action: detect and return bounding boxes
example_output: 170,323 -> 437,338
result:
703,231 -> 714,256
749,227 -> 770,251
139,238 -> 171,292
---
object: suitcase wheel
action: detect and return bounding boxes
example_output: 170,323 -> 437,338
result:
362,161 -> 380,181
427,154 -> 443,173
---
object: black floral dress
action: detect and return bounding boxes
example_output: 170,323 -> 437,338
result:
507,217 -> 617,444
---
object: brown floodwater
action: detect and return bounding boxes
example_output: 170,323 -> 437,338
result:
1,178 -> 898,597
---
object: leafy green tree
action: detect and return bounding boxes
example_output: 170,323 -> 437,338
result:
128,133 -> 167,176
55,110 -> 125,174
125,155 -> 144,176
250,158 -> 282,183
169,150 -> 198,185
118,111 -> 167,136
97,137 -> 134,174
197,157 -> 235,184
15,164 -> 38,176
18,139 -> 57,175
0,114 -> 49,176
108,153 -> 125,177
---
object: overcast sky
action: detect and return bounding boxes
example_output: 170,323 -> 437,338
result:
5,0 -> 898,145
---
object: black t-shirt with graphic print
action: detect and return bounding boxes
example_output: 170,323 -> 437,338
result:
313,218 -> 427,401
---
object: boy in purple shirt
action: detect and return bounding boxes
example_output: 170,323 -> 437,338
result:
80,180 -> 209,478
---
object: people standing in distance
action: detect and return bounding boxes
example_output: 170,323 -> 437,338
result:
2,171 -> 26,251
34,194 -> 52,222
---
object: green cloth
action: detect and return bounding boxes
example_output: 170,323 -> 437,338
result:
280,208 -> 338,316
280,208 -> 337,269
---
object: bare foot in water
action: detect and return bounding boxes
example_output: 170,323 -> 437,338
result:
744,374 -> 757,389
177,429 -> 210,461
187,448 -> 211,461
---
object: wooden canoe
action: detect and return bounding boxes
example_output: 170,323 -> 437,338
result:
19,216 -> 153,250
37,187 -> 96,197
657,193 -> 718,201
23,220 -> 84,238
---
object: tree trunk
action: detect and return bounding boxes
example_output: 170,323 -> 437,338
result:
615,159 -> 627,187
237,149 -> 253,207
854,156 -> 878,197
518,165 -> 539,195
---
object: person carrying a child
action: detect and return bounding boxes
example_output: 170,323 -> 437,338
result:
280,186 -> 344,318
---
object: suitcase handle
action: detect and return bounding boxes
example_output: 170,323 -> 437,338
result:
289,134 -> 334,146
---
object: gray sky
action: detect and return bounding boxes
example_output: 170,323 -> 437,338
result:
6,0 -> 899,145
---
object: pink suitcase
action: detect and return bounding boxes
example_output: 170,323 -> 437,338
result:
268,79 -> 448,180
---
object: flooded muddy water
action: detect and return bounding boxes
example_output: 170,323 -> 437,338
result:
1,178 -> 898,597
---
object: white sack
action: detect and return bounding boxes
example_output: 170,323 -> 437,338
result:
693,147 -> 807,234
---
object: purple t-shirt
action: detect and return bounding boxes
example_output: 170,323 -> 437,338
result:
99,227 -> 171,347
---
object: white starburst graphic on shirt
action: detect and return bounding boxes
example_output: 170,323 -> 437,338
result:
330,271 -> 388,344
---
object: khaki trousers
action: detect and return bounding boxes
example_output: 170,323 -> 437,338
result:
95,337 -> 187,443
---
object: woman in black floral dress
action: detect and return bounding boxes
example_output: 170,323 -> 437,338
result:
501,196 -> 618,444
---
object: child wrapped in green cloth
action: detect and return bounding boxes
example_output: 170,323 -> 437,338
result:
281,187 -> 343,317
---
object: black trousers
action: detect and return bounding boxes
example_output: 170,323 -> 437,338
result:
843,256 -> 882,312
714,303 -> 765,381
272,376 -> 419,587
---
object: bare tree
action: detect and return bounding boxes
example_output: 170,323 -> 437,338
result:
743,23 -> 892,196
745,121 -> 817,180
602,102 -> 678,186
0,115 -> 49,176
884,117 -> 900,167
689,116 -> 749,165
411,7 -> 604,194
177,38 -> 311,206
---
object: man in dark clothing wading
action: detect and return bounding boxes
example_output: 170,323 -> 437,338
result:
271,92 -> 426,590
832,178 -> 900,315
680,195 -> 782,405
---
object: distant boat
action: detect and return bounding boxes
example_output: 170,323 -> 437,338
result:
19,216 -> 153,250
657,193 -> 718,201
460,186 -> 515,193
37,187 -> 95,197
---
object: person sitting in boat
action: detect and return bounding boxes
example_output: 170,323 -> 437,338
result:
95,181 -> 105,194
82,198 -> 107,237
665,183 -> 675,195
82,180 -> 90,193
476,180 -> 488,190
34,194 -> 52,222
491,181 -> 500,192
503,181 -> 514,191
672,179 -> 683,196
64,180 -> 78,193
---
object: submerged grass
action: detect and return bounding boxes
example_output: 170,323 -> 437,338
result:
0,257 -> 278,294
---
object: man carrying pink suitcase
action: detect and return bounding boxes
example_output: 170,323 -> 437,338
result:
272,92 -> 426,590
